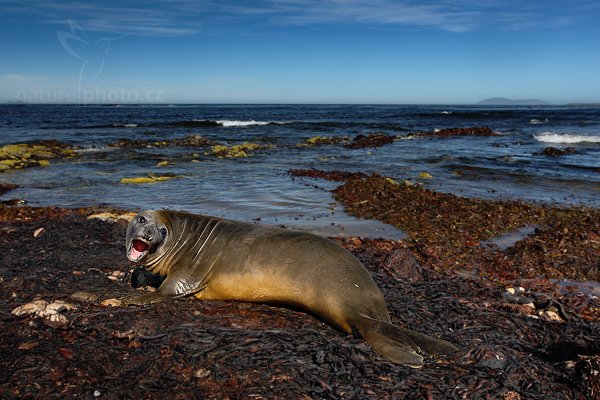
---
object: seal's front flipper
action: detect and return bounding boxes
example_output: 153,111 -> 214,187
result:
130,267 -> 165,289
122,271 -> 206,306
354,316 -> 457,367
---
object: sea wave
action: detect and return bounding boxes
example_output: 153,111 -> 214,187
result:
215,119 -> 275,127
529,118 -> 549,125
113,123 -> 138,128
534,132 -> 600,143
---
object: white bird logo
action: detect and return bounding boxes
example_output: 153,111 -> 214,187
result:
57,20 -> 128,93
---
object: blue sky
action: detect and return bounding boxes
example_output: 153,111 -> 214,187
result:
1,0 -> 599,104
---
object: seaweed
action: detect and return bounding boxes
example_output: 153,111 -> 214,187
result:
119,174 -> 181,184
344,133 -> 394,149
0,203 -> 597,399
209,142 -> 273,158
0,141 -> 76,172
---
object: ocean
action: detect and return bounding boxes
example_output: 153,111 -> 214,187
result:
1,104 -> 599,238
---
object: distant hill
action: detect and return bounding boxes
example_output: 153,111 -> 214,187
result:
476,97 -> 550,106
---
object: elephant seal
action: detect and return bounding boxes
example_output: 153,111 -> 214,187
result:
123,210 -> 457,366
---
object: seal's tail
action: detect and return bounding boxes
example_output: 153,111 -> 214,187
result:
354,316 -> 458,367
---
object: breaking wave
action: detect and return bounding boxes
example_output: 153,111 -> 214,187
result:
534,132 -> 600,144
215,119 -> 276,127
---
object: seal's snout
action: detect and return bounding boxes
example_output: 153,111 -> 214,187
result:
126,211 -> 167,263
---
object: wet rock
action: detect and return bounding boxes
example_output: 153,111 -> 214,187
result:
0,198 -> 27,206
344,133 -> 394,149
536,147 -> 577,157
288,168 -> 367,182
411,126 -> 498,138
0,182 -> 18,195
70,291 -> 100,303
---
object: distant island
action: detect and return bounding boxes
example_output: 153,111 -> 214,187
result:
476,97 -> 550,106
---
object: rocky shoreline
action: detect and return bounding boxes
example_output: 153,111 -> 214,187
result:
0,177 -> 598,399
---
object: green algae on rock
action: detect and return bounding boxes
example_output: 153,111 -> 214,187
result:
0,141 -> 76,172
119,174 -> 181,184
108,134 -> 214,149
299,136 -> 348,147
209,142 -> 272,158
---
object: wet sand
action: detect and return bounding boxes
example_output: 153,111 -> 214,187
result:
0,177 -> 598,399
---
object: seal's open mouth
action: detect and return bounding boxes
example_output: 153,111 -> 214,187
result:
129,239 -> 149,261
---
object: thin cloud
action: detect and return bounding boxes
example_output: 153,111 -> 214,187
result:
0,73 -> 49,82
0,0 -> 595,35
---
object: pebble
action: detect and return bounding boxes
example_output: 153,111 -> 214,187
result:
12,299 -> 73,326
46,300 -> 77,313
101,298 -> 123,307
33,227 -> 45,238
194,368 -> 211,379
540,310 -> 564,322
45,313 -> 70,326
11,300 -> 48,316
107,270 -> 126,281
87,212 -> 137,223
71,291 -> 100,303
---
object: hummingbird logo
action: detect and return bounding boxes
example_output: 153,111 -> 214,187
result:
57,20 -> 128,95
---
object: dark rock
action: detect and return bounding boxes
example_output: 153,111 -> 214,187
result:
537,147 -> 577,157
0,183 -> 18,196
344,133 -> 394,149
412,127 -> 498,137
288,168 -> 367,182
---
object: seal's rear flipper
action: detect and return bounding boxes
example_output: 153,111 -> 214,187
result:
355,316 -> 457,367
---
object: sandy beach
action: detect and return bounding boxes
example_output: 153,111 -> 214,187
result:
1,176 -> 598,399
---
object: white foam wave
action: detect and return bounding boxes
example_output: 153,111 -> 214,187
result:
440,111 -> 452,115
534,132 -> 600,144
113,123 -> 138,127
216,120 -> 273,127
529,118 -> 549,125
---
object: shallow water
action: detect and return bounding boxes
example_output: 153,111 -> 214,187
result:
1,104 -> 599,238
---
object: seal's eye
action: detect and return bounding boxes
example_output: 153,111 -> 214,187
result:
160,227 -> 167,238
138,216 -> 146,224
